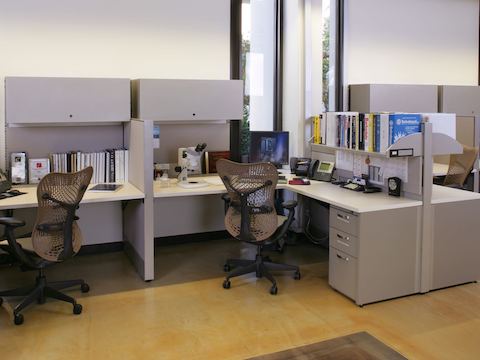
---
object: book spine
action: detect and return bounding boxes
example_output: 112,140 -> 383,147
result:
109,150 -> 115,183
115,150 -> 120,183
312,115 -> 320,144
363,114 -> 370,151
124,149 -> 129,183
358,114 -> 364,150
320,113 -> 326,144
375,114 -> 380,152
380,114 -> 389,152
367,114 -> 373,152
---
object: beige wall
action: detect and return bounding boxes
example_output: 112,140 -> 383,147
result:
0,0 -> 230,168
344,0 -> 479,87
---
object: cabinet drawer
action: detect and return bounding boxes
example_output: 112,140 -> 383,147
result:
329,247 -> 357,301
6,77 -> 131,124
330,228 -> 358,257
330,207 -> 358,236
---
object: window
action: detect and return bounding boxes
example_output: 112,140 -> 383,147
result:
238,0 -> 281,158
322,0 -> 335,111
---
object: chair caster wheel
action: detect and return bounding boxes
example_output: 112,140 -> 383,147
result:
14,313 -> 24,325
81,283 -> 90,293
223,264 -> 231,272
222,280 -> 231,289
294,271 -> 301,280
73,303 -> 83,315
270,285 -> 278,295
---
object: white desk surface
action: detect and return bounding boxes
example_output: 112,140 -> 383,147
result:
0,182 -> 144,210
154,176 -> 289,198
154,176 -> 422,213
290,181 -> 422,213
431,184 -> 480,205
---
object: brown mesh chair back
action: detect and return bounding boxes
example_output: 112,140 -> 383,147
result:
32,167 -> 93,262
216,159 -> 278,242
443,145 -> 479,187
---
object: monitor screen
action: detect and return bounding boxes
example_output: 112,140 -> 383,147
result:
249,131 -> 289,167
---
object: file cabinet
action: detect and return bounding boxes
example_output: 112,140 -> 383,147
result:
5,77 -> 131,124
328,205 -> 421,306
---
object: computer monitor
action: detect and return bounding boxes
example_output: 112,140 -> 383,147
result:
249,131 -> 289,168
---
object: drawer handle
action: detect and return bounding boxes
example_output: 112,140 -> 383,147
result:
336,213 -> 350,223
336,233 -> 350,241
336,253 -> 350,261
336,239 -> 350,247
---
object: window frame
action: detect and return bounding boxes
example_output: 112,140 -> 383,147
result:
230,0 -> 283,161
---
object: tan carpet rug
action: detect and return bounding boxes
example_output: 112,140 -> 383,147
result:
248,332 -> 407,360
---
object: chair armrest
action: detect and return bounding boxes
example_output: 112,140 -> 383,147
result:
281,200 -> 298,210
221,194 -> 231,203
0,217 -> 26,228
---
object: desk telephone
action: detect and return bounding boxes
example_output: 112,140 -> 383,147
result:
290,157 -> 335,182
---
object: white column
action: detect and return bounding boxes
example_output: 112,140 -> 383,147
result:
283,0 -> 305,157
248,0 -> 275,131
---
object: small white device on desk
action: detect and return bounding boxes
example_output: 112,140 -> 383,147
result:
176,143 -> 209,189
178,143 -> 207,175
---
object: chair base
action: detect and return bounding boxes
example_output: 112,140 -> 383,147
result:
0,270 -> 89,325
223,245 -> 300,295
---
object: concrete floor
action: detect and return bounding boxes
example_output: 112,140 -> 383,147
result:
0,238 -> 479,359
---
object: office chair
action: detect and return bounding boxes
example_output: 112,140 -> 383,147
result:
443,145 -> 479,188
217,159 -> 300,295
0,167 -> 93,325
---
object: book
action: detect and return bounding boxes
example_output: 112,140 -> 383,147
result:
312,115 -> 321,144
367,113 -> 374,152
389,113 -> 422,145
379,113 -> 390,152
28,158 -> 50,184
326,113 -> 338,147
320,113 -> 326,144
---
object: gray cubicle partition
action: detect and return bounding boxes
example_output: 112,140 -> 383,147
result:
438,85 -> 480,192
131,79 -> 243,121
123,119 -> 154,281
349,84 -> 438,113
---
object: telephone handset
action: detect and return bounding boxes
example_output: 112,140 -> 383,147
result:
290,157 -> 319,179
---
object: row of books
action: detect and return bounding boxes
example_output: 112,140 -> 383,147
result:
49,149 -> 129,184
312,112 -> 422,153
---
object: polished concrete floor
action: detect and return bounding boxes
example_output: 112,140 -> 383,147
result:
0,238 -> 479,359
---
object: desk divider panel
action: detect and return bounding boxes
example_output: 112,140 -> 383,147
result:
5,125 -> 124,162
123,119 -> 154,281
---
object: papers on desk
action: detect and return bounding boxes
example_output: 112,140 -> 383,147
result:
336,150 -> 408,184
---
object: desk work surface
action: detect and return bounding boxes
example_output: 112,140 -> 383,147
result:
431,184 -> 480,204
154,176 -> 421,213
290,181 -> 422,213
154,176 -> 289,198
0,182 -> 144,210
